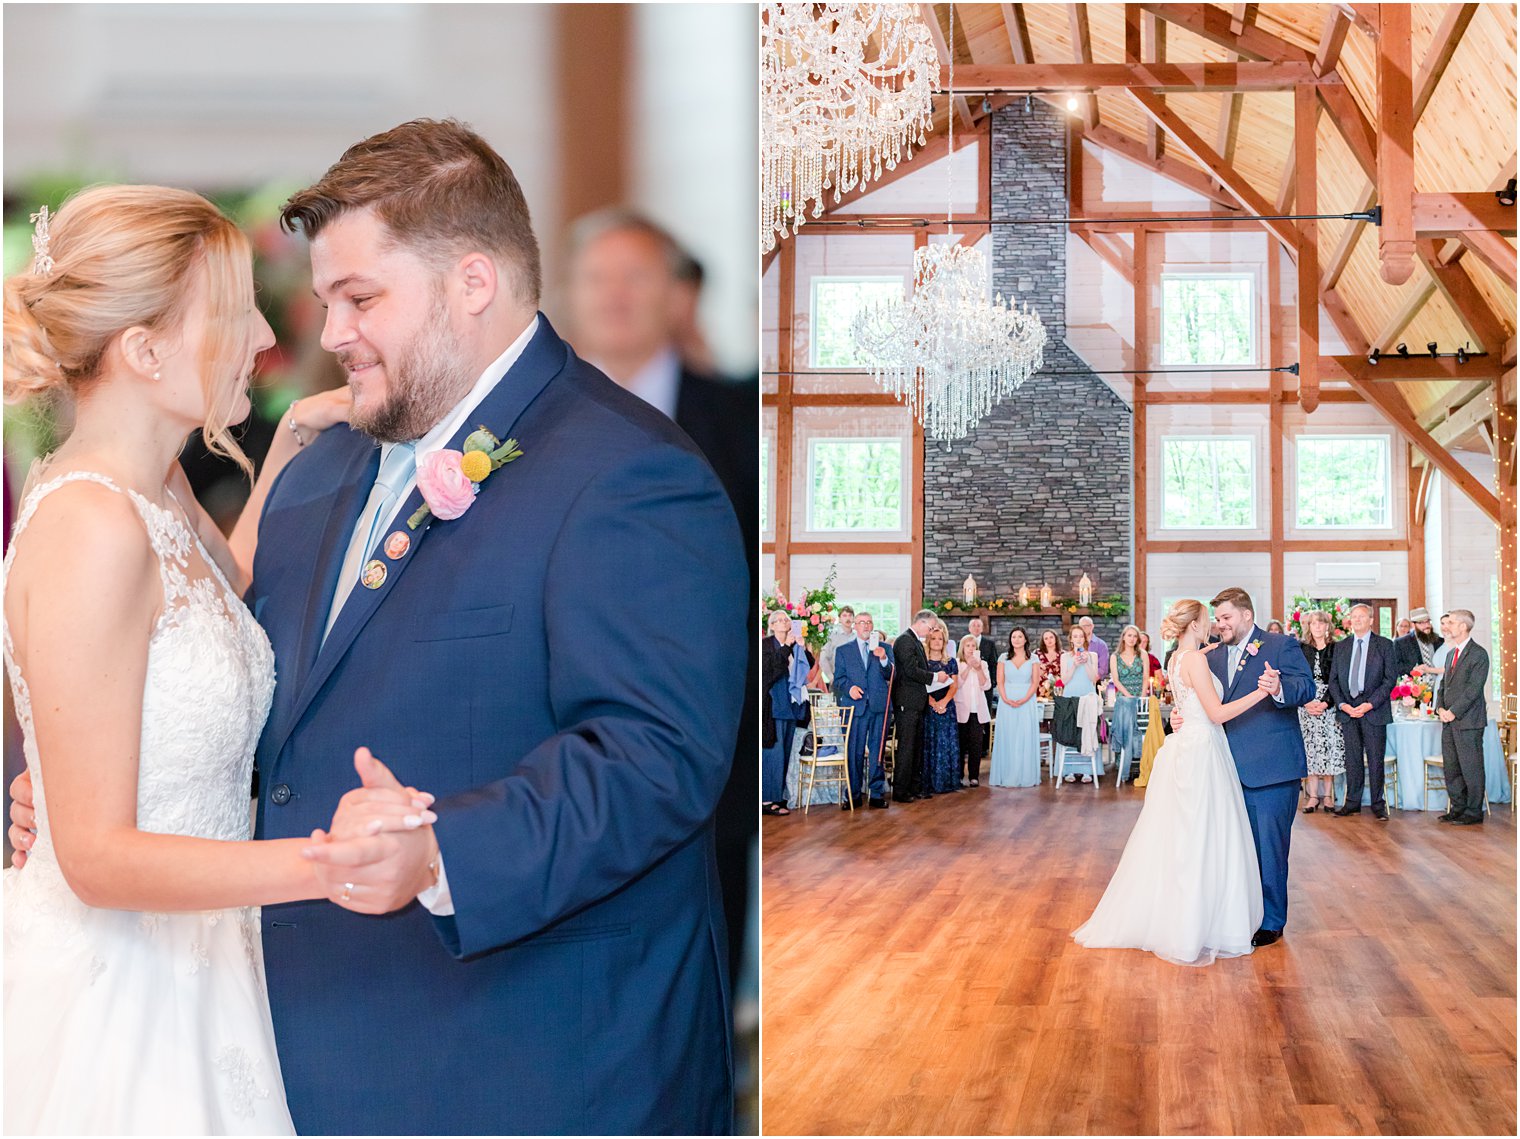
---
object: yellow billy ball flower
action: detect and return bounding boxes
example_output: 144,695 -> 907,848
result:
460,450 -> 493,483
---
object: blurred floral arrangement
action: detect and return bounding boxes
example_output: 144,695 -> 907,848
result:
1391,668 -> 1436,717
923,593 -> 1128,618
1285,592 -> 1354,642
762,564 -> 840,654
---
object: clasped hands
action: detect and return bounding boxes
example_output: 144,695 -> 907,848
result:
302,748 -> 440,915
1337,702 -> 1375,719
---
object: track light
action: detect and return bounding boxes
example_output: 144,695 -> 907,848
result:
1427,342 -> 1439,357
1396,343 -> 1409,357
1456,345 -> 1468,364
1367,347 -> 1380,366
1497,178 -> 1517,208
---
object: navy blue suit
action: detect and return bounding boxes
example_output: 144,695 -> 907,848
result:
1208,627 -> 1314,933
249,318 -> 747,1135
832,638 -> 894,799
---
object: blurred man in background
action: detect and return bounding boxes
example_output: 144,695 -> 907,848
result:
565,209 -> 758,993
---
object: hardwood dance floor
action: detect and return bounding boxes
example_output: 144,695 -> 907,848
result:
761,780 -> 1516,1136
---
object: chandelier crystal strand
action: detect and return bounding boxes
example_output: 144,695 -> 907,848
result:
761,4 -> 939,253
849,9 -> 1048,443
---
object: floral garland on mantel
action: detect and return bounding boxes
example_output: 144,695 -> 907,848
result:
921,593 -> 1130,619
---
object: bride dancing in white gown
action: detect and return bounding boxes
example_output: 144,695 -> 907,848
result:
1073,599 -> 1267,966
2,186 -> 425,1134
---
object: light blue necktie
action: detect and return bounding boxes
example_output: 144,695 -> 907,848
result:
859,640 -> 869,669
324,442 -> 418,641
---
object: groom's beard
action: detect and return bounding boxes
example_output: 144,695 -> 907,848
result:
348,293 -> 473,444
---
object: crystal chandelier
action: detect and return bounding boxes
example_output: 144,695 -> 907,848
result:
761,3 -> 939,254
847,3 -> 1046,441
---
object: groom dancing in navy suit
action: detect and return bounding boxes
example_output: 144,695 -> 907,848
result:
1174,588 -> 1314,947
251,121 -> 744,1134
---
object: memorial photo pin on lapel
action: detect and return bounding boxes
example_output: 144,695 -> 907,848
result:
384,531 -> 410,560
361,559 -> 388,590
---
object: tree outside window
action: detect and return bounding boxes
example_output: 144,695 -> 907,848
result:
1161,275 -> 1255,367
808,438 -> 903,531
810,277 -> 903,368
1296,436 -> 1390,528
1160,437 -> 1256,528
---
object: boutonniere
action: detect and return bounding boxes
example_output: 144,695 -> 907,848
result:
1237,639 -> 1263,672
409,428 -> 524,530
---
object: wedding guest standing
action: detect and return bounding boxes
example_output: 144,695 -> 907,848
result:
1393,607 -> 1440,678
954,635 -> 992,786
1395,617 -> 1413,639
1055,627 -> 1102,782
1078,616 -> 1110,683
891,610 -> 947,803
1138,631 -> 1163,679
989,628 -> 1042,787
1267,620 -> 1285,635
1297,610 -> 1346,812
1328,604 -> 1395,819
832,611 -> 894,809
967,615 -> 998,753
1036,629 -> 1063,677
1436,610 -> 1490,825
762,610 -> 813,816
819,605 -> 856,684
922,623 -> 961,795
1109,625 -> 1150,780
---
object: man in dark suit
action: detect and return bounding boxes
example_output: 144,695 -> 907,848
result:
563,208 -> 758,992
1392,606 -> 1440,678
1435,609 -> 1491,825
1327,603 -> 1397,820
891,609 -> 949,802
833,611 -> 894,808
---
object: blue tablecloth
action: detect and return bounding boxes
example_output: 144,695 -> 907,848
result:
1354,718 -> 1511,810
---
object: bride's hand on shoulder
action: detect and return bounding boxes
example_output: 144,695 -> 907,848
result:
323,748 -> 436,841
1198,641 -> 1222,654
288,387 -> 353,445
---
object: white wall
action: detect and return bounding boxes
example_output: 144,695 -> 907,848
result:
1427,453 -> 1501,706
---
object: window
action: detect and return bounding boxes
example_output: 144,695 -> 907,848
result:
810,277 -> 903,368
847,599 -> 902,639
1161,274 -> 1255,367
1160,436 -> 1256,529
807,438 -> 904,531
1296,436 -> 1391,528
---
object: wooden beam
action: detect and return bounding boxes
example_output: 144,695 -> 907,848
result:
1142,11 -> 1166,159
1322,354 -> 1505,383
1375,3 -> 1416,284
1436,153 -> 1518,264
1418,388 -> 1496,454
774,241 -> 796,594
1318,82 -> 1379,186
1066,4 -> 1099,129
1414,459 -> 1436,525
1416,238 -> 1509,354
1215,4 -> 1255,177
1000,2 -> 1034,65
1456,230 -> 1519,290
1312,5 -> 1352,77
1496,368 -> 1517,698
1413,4 -> 1479,124
1136,3 -> 1312,63
1296,82 -> 1320,413
1127,87 -> 1299,254
1322,285 -> 1370,354
773,542 -> 915,556
762,392 -> 903,408
1125,4 -> 1143,62
941,60 -> 1319,91
1082,124 -> 1241,210
1134,225 -> 1149,630
1268,220 -> 1285,613
1412,192 -> 1519,238
1074,227 -> 1134,278
921,4 -> 973,131
1321,186 -> 1377,290
1340,375 -> 1501,523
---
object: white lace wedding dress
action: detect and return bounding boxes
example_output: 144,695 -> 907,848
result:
3,471 -> 294,1134
1072,648 -> 1263,966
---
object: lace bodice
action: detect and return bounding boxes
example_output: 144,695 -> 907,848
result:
3,471 -> 276,872
1167,648 -> 1224,733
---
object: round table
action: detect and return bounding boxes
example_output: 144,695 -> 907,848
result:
1346,717 -> 1511,810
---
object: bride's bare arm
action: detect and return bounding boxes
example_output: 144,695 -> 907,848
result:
15,488 -> 327,911
1181,650 -> 1269,725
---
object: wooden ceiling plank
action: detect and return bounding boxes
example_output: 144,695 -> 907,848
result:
1001,2 -> 1034,64
942,60 -> 1316,89
1322,186 -> 1377,290
1067,4 -> 1099,129
1412,3 -> 1480,124
1142,10 -> 1166,158
1317,82 -> 1378,187
1375,3 -> 1416,285
1127,86 -> 1299,253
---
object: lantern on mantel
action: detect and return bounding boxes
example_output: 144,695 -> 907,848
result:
1018,582 -> 1030,606
1078,573 -> 1093,607
963,575 -> 978,605
1039,583 -> 1053,608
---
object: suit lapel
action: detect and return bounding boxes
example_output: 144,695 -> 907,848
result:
1209,639 -> 1229,693
1224,626 -> 1261,699
282,316 -> 571,737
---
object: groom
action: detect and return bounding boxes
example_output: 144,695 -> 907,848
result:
1174,588 -> 1313,946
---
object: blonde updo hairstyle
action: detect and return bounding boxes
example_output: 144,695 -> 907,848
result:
4,185 -> 258,476
1160,598 -> 1207,643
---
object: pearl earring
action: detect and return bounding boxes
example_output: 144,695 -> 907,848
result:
153,371 -> 161,381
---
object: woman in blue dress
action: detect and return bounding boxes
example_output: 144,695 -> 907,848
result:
989,627 -> 1043,787
921,622 -> 962,795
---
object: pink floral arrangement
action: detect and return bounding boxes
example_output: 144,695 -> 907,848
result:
1391,669 -> 1435,708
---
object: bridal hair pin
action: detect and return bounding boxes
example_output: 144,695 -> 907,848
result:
30,205 -> 54,277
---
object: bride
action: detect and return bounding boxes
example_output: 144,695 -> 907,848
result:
1073,598 -> 1267,966
3,186 -> 431,1134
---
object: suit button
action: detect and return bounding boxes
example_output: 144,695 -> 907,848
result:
271,783 -> 293,806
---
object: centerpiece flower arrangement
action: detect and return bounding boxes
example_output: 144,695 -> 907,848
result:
1285,592 -> 1354,641
762,565 -> 841,654
1391,667 -> 1436,719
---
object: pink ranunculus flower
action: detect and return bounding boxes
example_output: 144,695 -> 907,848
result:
416,448 -> 479,520
810,614 -> 820,625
